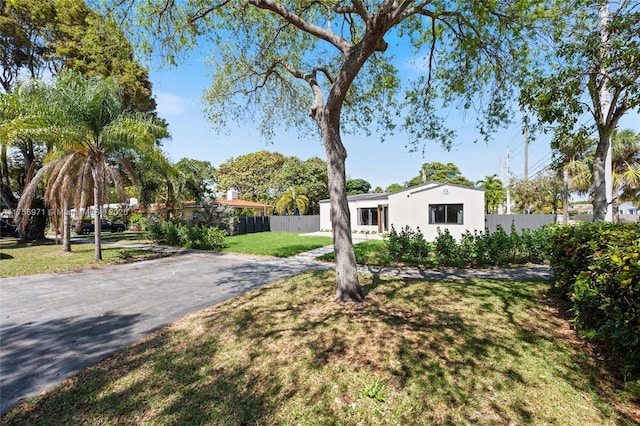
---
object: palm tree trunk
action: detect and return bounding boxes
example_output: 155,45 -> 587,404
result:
62,197 -> 72,252
93,167 -> 103,261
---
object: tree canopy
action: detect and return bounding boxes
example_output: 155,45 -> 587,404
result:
112,0 -> 549,301
0,0 -> 159,213
407,162 -> 474,187
216,150 -> 286,203
346,178 -> 372,195
520,0 -> 640,220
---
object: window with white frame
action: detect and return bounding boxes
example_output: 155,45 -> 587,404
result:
429,204 -> 463,224
358,207 -> 378,226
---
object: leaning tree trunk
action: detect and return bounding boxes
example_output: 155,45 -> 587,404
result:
321,119 -> 363,302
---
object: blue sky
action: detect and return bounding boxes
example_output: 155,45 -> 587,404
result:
148,55 -> 640,193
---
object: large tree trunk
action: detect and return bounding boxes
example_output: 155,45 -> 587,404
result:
592,1 -> 613,222
592,132 -> 611,221
321,120 -> 363,302
611,189 -> 620,223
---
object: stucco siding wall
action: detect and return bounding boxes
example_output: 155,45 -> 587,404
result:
388,185 -> 484,241
349,199 -> 382,233
319,202 -> 332,230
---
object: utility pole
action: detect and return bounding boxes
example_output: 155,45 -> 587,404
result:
498,157 -> 504,214
506,146 -> 511,214
523,127 -> 529,180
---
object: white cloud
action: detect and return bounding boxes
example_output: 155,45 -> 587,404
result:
154,91 -> 190,117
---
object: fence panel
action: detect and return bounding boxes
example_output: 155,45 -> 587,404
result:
484,214 -> 556,234
269,215 -> 320,233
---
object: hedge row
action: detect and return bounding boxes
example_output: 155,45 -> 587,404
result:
549,222 -> 640,379
385,224 -> 552,268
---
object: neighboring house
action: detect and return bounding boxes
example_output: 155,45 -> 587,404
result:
618,202 -> 638,215
568,203 -> 593,215
320,182 -> 485,241
151,189 -> 273,221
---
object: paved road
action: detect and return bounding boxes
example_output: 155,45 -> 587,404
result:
0,246 -> 552,416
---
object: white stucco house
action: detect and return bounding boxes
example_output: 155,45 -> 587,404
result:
319,182 -> 485,241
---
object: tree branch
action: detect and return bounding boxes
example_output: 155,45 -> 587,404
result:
351,0 -> 371,22
187,0 -> 234,23
248,0 -> 352,55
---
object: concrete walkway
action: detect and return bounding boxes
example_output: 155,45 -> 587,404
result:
0,243 -> 552,416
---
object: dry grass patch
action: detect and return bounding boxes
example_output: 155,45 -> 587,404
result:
0,238 -> 169,277
2,271 -> 638,425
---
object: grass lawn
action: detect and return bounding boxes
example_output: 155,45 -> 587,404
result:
2,271 -> 637,425
318,240 -> 395,266
69,230 -> 153,244
221,231 -> 333,257
0,237 -> 165,278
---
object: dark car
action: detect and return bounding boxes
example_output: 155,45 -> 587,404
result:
74,219 -> 126,235
0,219 -> 18,237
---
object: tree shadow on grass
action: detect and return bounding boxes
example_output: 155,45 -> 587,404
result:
3,270 -> 637,425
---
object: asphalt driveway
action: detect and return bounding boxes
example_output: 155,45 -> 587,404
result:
0,251 -> 328,416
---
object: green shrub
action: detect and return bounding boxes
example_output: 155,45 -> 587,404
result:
549,222 -> 640,379
203,226 -> 226,250
128,212 -> 147,231
434,228 -> 460,267
385,225 -> 411,263
385,225 -> 552,268
147,219 -> 226,251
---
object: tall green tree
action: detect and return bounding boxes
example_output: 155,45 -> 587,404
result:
276,156 -> 328,214
511,172 -> 562,214
385,183 -> 405,193
520,0 -> 640,221
14,72 -> 168,258
346,178 -> 371,195
407,162 -> 474,187
116,0 -> 546,301
476,175 -> 506,214
217,151 -> 285,203
0,0 -> 158,212
173,158 -> 217,203
0,0 -> 156,111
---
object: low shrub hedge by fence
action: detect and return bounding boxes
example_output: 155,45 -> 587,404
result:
385,224 -> 552,268
549,222 -> 640,379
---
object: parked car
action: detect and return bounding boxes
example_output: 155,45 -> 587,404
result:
74,219 -> 126,235
0,219 -> 18,237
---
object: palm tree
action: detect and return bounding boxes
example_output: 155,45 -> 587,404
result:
565,129 -> 639,222
12,72 -> 169,258
611,129 -> 640,221
476,174 -> 506,214
276,187 -> 309,215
